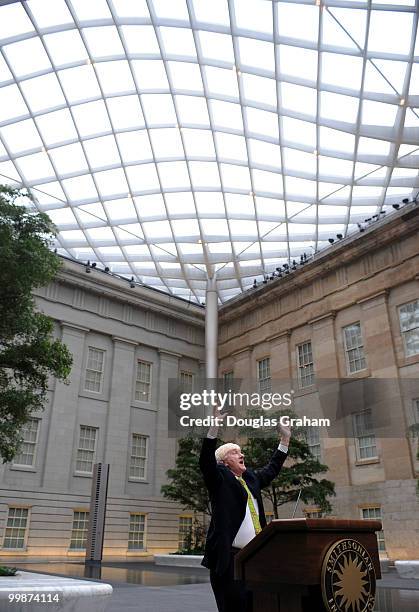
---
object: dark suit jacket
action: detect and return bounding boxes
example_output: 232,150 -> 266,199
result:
199,437 -> 287,575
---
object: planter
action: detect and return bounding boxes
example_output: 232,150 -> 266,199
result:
0,569 -> 112,611
394,560 -> 419,580
154,554 -> 204,568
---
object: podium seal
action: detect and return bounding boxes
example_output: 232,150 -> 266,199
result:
321,538 -> 376,612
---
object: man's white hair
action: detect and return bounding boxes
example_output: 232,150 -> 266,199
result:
215,443 -> 240,463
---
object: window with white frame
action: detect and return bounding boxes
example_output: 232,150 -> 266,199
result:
306,427 -> 321,461
84,347 -> 105,393
353,411 -> 377,460
135,360 -> 152,402
180,371 -> 194,394
343,323 -> 367,374
75,426 -> 97,474
257,357 -> 271,393
399,300 -> 419,357
361,507 -> 386,552
178,515 -> 193,550
128,513 -> 146,550
297,341 -> 315,388
129,434 -> 148,480
69,511 -> 89,550
13,418 -> 40,467
3,507 -> 29,549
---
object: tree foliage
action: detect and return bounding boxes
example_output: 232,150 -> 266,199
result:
241,433 -> 335,517
161,436 -> 211,516
0,185 -> 72,462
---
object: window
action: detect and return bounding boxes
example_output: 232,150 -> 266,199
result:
180,370 -> 194,393
414,398 -> 419,423
128,513 -> 146,550
84,347 -> 105,392
76,426 -> 97,474
361,507 -> 386,553
257,357 -> 271,393
399,300 -> 419,357
353,411 -> 377,460
13,418 -> 40,467
223,370 -> 234,391
135,360 -> 152,402
297,341 -> 315,388
129,434 -> 148,480
304,508 -> 323,518
3,508 -> 29,549
343,323 -> 367,374
178,515 -> 193,550
69,511 -> 89,550
306,426 -> 321,461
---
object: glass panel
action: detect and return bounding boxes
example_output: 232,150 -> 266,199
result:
49,143 -> 88,174
121,25 -> 159,54
141,94 -> 177,125
210,100 -> 243,131
193,0 -> 230,27
70,0 -> 112,20
198,31 -> 234,63
160,27 -> 196,58
276,3 -> 319,43
241,73 -> 277,106
58,65 -> 101,103
84,26 -> 124,57
368,11 -> 412,56
281,83 -> 317,116
238,38 -> 274,72
72,100 -> 111,136
4,38 -> 51,77
205,66 -> 239,99
216,132 -> 247,162
182,128 -> 215,157
279,45 -> 318,82
0,85 -> 28,122
169,61 -> 203,92
234,0 -> 272,34
95,60 -> 135,95
1,120 -> 43,154
45,31 -> 89,68
84,136 -> 121,168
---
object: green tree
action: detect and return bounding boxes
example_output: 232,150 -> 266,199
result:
161,436 -> 210,516
0,185 -> 72,462
242,432 -> 335,518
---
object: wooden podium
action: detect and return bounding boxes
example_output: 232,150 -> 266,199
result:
234,518 -> 382,612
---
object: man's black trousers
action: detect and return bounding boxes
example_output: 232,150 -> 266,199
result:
209,548 -> 252,612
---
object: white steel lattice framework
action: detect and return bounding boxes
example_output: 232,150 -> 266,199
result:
0,0 -> 418,303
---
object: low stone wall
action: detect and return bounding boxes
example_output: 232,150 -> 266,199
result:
154,554 -> 204,568
0,570 -> 112,611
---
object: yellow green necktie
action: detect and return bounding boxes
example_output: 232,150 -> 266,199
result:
238,477 -> 261,535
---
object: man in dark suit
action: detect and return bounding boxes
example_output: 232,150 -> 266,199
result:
199,416 -> 290,612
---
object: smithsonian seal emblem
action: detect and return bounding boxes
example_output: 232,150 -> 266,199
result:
321,538 -> 376,612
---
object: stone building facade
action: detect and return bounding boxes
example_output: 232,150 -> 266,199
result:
0,204 -> 418,561
0,260 -> 205,560
218,203 -> 419,560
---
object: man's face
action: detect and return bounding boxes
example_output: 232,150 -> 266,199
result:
223,446 -> 246,476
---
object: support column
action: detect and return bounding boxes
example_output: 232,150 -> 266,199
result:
205,275 -> 218,380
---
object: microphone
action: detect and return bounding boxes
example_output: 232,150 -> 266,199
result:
291,477 -> 303,519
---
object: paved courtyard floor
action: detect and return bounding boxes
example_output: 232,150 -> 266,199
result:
12,561 -> 419,612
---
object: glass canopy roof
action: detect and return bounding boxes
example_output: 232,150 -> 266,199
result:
0,0 -> 418,303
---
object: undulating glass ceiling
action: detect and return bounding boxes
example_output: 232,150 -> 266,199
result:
0,0 -> 418,303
